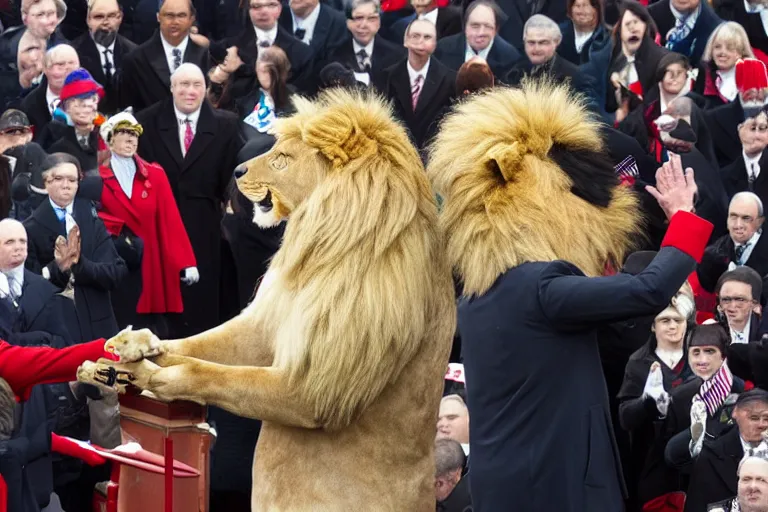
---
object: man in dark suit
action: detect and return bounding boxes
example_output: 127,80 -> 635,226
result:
649,0 -> 721,68
136,63 -> 243,337
0,218 -> 72,348
684,390 -> 768,512
327,0 -> 405,90
0,0 -> 68,76
698,192 -> 768,293
384,19 -> 455,150
434,0 -> 519,82
23,153 -> 127,342
389,0 -> 462,43
722,112 -> 768,204
505,14 -> 596,106
119,0 -> 210,113
490,0 -> 567,50
214,0 -> 314,95
71,0 -> 137,115
20,43 -> 79,140
278,0 -> 347,69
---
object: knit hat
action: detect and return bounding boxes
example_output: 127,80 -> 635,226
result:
736,58 -> 768,94
100,110 -> 143,143
689,324 -> 729,354
59,68 -> 104,103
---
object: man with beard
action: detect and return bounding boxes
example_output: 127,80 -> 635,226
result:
72,0 -> 138,115
705,58 -> 768,168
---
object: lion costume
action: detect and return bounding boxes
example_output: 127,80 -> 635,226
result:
78,90 -> 456,510
427,81 -> 714,511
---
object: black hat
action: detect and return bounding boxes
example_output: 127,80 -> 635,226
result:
622,251 -> 657,275
668,119 -> 697,144
0,109 -> 30,133
689,324 -> 729,355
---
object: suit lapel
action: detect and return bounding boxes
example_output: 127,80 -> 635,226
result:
415,60 -> 442,114
183,39 -> 204,66
393,62 -> 414,117
158,100 -> 185,166
147,33 -> 172,88
35,200 -> 66,237
182,102 -> 216,172
311,7 -> 330,51
81,37 -> 107,83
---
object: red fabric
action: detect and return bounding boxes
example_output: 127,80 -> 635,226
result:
0,475 -> 6,512
98,155 -> 196,314
51,433 -> 107,466
688,271 -> 717,323
629,80 -> 644,97
59,80 -> 105,102
754,48 -> 768,68
661,211 -> 713,263
0,339 -> 115,401
643,101 -> 663,162
745,380 -> 756,391
702,68 -> 730,104
642,491 -> 686,512
736,58 -> 768,93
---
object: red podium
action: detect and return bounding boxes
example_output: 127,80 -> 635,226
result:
93,392 -> 214,512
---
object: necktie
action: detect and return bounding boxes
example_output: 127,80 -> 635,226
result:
54,206 -> 67,233
258,40 -> 270,48
294,27 -> 306,41
49,98 -> 60,114
77,134 -> 89,149
172,48 -> 182,71
103,48 -> 113,81
411,74 -> 423,111
5,274 -> 20,301
356,49 -> 369,72
666,12 -> 693,47
736,242 -> 750,264
183,118 -> 194,153
749,163 -> 757,191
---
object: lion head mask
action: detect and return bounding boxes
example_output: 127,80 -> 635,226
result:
427,80 -> 641,297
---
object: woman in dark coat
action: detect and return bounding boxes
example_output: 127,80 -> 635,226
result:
618,283 -> 697,509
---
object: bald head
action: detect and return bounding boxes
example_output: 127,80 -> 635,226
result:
0,219 -> 28,271
171,63 -> 205,114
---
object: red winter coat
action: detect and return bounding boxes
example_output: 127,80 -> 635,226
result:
98,155 -> 196,314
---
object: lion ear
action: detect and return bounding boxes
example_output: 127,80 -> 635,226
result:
302,110 -> 374,169
486,142 -> 528,182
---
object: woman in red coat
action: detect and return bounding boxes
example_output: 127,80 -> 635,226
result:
98,112 -> 197,337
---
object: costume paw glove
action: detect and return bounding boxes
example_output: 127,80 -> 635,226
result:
642,362 -> 670,417
182,267 -> 199,285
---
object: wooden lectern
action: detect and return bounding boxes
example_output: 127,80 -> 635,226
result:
93,392 -> 214,512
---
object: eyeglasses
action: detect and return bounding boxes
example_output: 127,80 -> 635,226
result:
90,12 -> 121,21
48,175 -> 78,184
719,296 -> 755,305
351,14 -> 379,23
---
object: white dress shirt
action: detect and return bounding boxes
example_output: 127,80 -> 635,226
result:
46,86 -> 59,115
465,39 -> 493,62
160,34 -> 189,73
292,3 -> 321,45
93,37 -> 117,75
744,150 -> 762,182
418,8 -> 438,25
254,25 -> 279,47
574,28 -> 594,54
353,39 -> 374,67
730,315 -> 752,344
174,105 -> 201,157
717,66 -> 738,102
407,58 -> 430,88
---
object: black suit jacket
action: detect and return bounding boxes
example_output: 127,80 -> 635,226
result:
11,269 -> 73,348
388,7 -> 463,44
683,426 -> 743,512
327,35 -> 406,91
649,0 -> 722,67
119,31 -> 210,113
19,84 -> 52,141
220,25 -> 314,96
434,33 -> 521,81
136,99 -> 243,336
24,197 -> 127,341
492,0 -> 568,50
607,37 -> 669,113
721,153 -> 768,204
37,121 -> 100,173
71,33 -> 138,115
698,231 -> 768,293
505,55 -> 598,107
384,57 -> 456,149
278,4 -> 347,66
704,99 -> 745,168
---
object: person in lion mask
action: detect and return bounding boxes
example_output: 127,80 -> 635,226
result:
427,79 -> 714,511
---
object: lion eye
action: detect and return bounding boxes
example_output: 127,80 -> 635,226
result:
272,154 -> 288,170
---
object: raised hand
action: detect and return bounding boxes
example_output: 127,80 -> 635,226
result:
54,235 -> 72,271
645,153 -> 697,220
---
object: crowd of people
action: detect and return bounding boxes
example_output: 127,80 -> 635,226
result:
1,0 -> 768,509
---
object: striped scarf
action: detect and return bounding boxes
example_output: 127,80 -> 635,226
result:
694,360 -> 733,417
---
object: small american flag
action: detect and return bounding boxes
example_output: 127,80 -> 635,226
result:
696,361 -> 733,417
615,155 -> 639,186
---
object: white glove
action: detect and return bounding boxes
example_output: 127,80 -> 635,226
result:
642,362 -> 671,417
0,273 -> 8,299
182,267 -> 199,285
689,399 -> 708,457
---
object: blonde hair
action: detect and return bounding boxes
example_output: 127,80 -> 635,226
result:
22,0 -> 66,19
701,22 -> 754,65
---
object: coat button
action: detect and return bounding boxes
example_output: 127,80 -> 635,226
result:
142,191 -> 148,199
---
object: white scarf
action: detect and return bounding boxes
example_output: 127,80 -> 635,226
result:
111,154 -> 137,199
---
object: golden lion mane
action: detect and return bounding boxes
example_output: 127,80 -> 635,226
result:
251,89 -> 453,430
428,80 -> 640,297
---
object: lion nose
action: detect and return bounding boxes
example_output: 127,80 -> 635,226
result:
234,164 -> 248,179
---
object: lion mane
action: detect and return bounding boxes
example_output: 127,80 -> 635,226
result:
428,80 -> 641,297
250,89 -> 454,430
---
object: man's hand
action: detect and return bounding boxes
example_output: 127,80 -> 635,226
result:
68,226 -> 81,266
645,153 -> 697,220
220,46 -> 243,74
53,226 -> 82,271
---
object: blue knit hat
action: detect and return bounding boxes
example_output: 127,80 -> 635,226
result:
59,68 -> 105,103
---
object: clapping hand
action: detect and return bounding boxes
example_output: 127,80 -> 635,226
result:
54,226 -> 82,272
645,153 -> 697,220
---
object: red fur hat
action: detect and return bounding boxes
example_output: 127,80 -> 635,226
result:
736,58 -> 768,93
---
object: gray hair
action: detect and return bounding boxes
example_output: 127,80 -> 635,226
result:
523,14 -> 562,42
666,96 -> 693,119
435,438 -> 465,477
731,191 -> 765,218
345,0 -> 380,18
43,43 -> 78,69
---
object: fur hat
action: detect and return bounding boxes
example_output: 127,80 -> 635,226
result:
59,68 -> 104,103
100,110 -> 143,143
736,58 -> 768,94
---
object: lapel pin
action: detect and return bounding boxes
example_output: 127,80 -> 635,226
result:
142,190 -> 148,199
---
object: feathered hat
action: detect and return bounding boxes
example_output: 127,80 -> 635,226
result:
100,109 -> 144,143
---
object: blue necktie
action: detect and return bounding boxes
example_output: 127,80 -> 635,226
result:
55,207 -> 67,233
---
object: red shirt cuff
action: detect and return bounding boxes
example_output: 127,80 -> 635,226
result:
661,211 -> 713,263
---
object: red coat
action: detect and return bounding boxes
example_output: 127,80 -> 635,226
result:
98,156 -> 196,314
0,339 -> 110,401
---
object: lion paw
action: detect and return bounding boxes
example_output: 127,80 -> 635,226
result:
77,359 -> 161,394
104,326 -> 165,362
